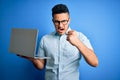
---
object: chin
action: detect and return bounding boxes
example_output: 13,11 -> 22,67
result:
58,32 -> 65,35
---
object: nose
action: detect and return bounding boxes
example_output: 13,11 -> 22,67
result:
59,22 -> 63,27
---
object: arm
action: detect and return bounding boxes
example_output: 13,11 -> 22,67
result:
67,30 -> 98,67
74,40 -> 98,67
17,55 -> 45,69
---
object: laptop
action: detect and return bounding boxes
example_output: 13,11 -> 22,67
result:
9,28 -> 38,58
9,28 -> 50,59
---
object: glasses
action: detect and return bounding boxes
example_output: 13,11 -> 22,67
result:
53,19 -> 69,26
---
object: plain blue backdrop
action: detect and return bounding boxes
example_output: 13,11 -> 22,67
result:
0,0 -> 120,80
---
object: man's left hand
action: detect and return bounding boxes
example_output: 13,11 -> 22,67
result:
66,30 -> 80,46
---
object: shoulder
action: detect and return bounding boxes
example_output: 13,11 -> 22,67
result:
40,32 -> 55,41
76,31 -> 89,41
76,31 -> 93,50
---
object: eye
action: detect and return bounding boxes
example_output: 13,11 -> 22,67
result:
61,20 -> 68,24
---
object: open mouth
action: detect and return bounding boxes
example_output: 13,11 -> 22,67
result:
58,28 -> 64,32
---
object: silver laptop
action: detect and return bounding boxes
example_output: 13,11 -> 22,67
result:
9,28 -> 38,58
9,28 -> 50,59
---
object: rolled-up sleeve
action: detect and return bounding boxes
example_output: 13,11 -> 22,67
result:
37,37 -> 46,58
78,32 -> 93,50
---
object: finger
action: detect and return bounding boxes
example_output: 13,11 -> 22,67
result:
66,37 -> 70,41
67,31 -> 72,35
66,35 -> 71,41
17,54 -> 20,56
68,30 -> 75,34
66,38 -> 69,41
17,54 -> 23,57
17,54 -> 28,58
66,35 -> 69,40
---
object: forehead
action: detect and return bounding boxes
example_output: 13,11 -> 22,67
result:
53,13 -> 69,20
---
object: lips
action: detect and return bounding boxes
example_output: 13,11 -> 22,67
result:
58,28 -> 64,33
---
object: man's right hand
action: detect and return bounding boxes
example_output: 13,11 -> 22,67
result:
17,54 -> 45,69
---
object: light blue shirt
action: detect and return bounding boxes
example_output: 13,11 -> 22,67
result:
38,28 -> 93,80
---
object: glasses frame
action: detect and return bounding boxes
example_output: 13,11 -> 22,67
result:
53,19 -> 69,26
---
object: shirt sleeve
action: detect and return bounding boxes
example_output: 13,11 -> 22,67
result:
78,32 -> 93,50
37,37 -> 46,58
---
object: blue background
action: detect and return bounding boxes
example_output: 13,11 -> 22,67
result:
0,0 -> 120,80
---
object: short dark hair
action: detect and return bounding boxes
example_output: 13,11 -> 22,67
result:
52,4 -> 69,17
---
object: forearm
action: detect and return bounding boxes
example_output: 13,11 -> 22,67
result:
75,40 -> 98,67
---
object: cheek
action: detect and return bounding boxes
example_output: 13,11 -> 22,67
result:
65,25 -> 69,30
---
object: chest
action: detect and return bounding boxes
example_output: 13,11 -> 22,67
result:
44,35 -> 80,59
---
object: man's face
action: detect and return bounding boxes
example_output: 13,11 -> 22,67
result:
53,13 -> 70,35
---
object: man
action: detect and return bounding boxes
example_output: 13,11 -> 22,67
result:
19,4 -> 98,80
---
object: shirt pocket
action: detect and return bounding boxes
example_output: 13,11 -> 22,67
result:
63,42 -> 79,58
